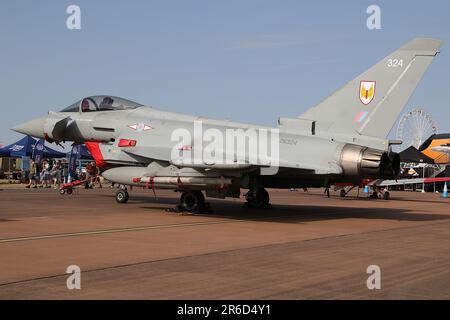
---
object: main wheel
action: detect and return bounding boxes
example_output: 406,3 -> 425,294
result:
116,189 -> 129,204
179,191 -> 205,213
383,192 -> 391,200
340,189 -> 346,198
59,189 -> 66,195
245,188 -> 270,208
66,188 -> 73,195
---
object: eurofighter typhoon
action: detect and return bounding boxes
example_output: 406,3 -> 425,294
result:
13,38 -> 442,212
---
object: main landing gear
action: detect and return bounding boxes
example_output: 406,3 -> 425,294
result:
114,185 -> 272,212
167,190 -> 210,214
115,187 -> 129,204
244,188 -> 271,209
115,186 -> 210,213
178,191 -> 206,213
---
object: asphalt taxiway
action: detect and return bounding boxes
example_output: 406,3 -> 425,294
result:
0,187 -> 449,299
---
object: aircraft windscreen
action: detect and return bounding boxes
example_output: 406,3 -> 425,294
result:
60,100 -> 81,112
60,96 -> 143,112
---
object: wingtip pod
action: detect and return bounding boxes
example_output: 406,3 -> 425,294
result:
400,38 -> 443,54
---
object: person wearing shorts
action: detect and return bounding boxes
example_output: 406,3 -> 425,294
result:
26,160 -> 37,188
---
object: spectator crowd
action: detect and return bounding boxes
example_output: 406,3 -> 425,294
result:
26,159 -> 102,189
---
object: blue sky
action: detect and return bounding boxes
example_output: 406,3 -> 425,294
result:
1,0 -> 449,145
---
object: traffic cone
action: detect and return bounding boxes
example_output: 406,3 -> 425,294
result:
364,185 -> 369,193
443,182 -> 448,198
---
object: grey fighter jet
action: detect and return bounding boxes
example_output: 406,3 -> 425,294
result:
13,38 -> 442,212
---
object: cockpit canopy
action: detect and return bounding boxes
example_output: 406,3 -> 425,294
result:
61,95 -> 143,112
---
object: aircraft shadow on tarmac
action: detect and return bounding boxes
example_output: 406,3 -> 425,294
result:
117,195 -> 450,223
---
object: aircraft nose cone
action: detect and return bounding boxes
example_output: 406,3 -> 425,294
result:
12,117 -> 47,138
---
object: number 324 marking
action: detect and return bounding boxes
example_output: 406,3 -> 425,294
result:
388,59 -> 403,68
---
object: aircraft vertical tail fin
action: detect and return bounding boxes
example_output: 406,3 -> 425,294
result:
299,38 -> 442,139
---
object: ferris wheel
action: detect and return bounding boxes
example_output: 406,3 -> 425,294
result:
395,108 -> 438,151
